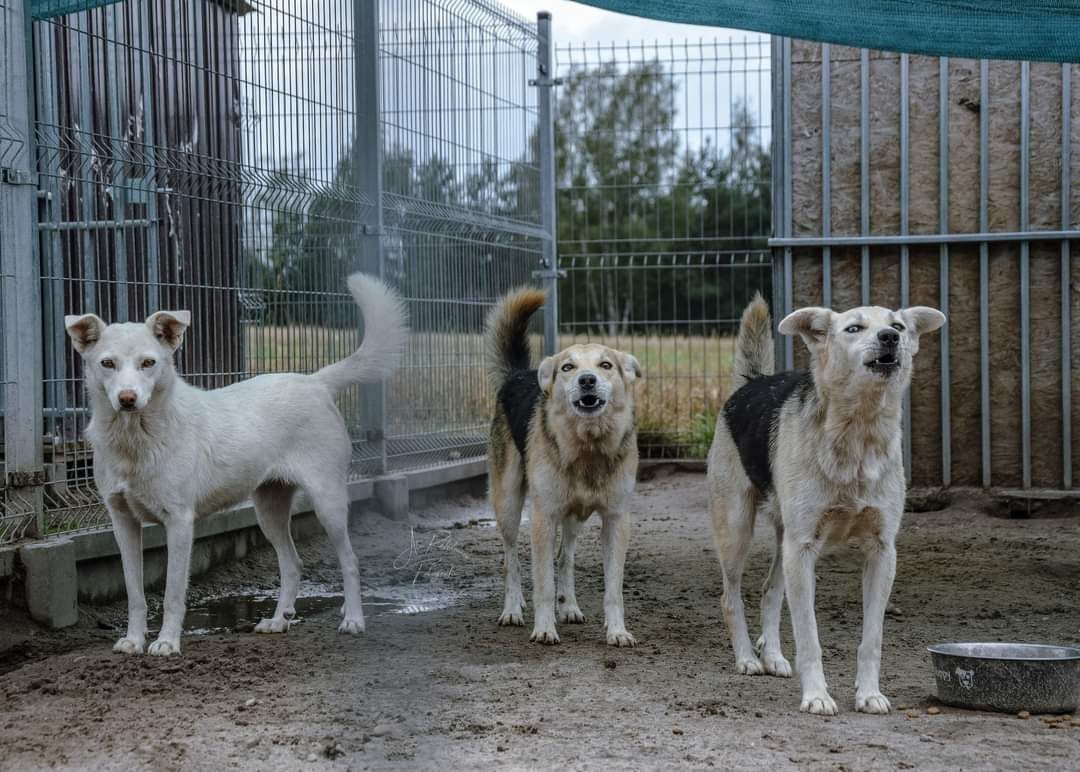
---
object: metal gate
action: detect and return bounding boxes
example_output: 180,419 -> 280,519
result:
554,36 -> 773,458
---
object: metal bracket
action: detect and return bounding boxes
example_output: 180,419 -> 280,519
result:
3,471 -> 46,489
1,168 -> 35,186
532,268 -> 566,280
361,224 -> 382,235
364,429 -> 384,443
529,65 -> 563,88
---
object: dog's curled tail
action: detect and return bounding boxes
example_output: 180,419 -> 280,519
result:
484,287 -> 546,392
315,273 -> 409,398
733,291 -> 774,389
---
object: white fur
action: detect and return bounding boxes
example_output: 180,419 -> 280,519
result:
65,274 -> 407,656
708,303 -> 944,715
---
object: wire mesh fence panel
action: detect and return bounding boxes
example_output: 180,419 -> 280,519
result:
380,0 -> 544,472
17,0 -> 544,538
555,37 -> 772,458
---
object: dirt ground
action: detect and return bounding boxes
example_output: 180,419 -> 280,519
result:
2,470 -> 1079,771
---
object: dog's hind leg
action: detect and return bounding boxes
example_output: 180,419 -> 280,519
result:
253,482 -> 301,634
712,489 -> 763,674
756,514 -> 792,677
148,510 -> 195,656
556,514 -> 586,624
493,451 -> 527,627
106,495 -> 147,654
854,540 -> 897,714
307,484 -> 365,635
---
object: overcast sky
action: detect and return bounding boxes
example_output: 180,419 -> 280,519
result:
499,0 -> 761,45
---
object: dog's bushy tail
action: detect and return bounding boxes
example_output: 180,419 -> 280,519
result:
733,291 -> 774,389
314,273 -> 409,398
484,287 -> 546,392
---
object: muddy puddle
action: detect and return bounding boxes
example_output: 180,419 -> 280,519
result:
182,581 -> 463,635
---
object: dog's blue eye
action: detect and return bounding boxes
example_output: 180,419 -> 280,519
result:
891,323 -> 905,332
100,359 -> 115,369
845,325 -> 863,334
560,363 -> 574,372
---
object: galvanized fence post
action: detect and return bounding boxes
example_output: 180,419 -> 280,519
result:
353,0 -> 386,474
1,0 -> 45,538
770,35 -> 791,372
534,11 -> 561,357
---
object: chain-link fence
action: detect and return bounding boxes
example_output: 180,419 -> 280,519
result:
0,0 -> 550,544
555,37 -> 773,458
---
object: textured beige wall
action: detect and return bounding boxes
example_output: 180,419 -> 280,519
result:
787,41 -> 1080,488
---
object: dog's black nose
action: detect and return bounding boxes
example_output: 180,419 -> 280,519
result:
578,373 -> 597,390
877,328 -> 900,347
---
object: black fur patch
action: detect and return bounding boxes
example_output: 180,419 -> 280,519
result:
498,369 -> 542,456
722,369 -> 813,494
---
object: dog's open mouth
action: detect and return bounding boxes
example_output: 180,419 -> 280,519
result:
865,352 -> 900,374
572,393 -> 607,414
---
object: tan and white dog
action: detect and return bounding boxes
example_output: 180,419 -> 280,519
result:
707,293 -> 944,714
485,288 -> 642,646
65,274 -> 407,656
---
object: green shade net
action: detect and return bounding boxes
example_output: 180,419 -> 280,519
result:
573,1 -> 1080,62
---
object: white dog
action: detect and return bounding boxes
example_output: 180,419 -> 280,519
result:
65,274 -> 407,656
707,294 -> 944,714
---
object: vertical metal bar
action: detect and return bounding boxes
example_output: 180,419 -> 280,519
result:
1061,63 -> 1072,489
1,0 -> 45,535
939,56 -> 952,487
536,12 -> 559,356
353,0 -> 386,475
860,48 -> 870,306
769,35 -> 787,373
783,37 -> 793,369
1019,61 -> 1031,489
979,59 -> 991,488
900,53 -> 911,482
821,43 -> 831,309
104,5 -> 127,321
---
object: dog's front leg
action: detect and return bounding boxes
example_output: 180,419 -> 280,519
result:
854,541 -> 897,714
107,499 -> 147,654
601,512 -> 635,647
529,501 -> 560,644
556,514 -> 585,624
148,511 -> 195,656
782,534 -> 836,715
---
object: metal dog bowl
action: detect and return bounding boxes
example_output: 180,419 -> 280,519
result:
928,642 -> 1080,714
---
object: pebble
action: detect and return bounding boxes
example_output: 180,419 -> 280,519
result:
926,707 -> 940,715
244,698 -> 257,708
1040,715 -> 1062,724
672,728 -> 684,735
306,753 -> 318,762
1070,719 -> 1080,728
1017,711 -> 1031,719
370,723 -> 397,738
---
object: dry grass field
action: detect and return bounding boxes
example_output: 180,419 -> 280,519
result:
242,327 -> 738,457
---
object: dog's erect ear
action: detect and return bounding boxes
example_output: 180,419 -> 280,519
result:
65,313 -> 106,354
901,306 -> 946,336
778,307 -> 833,349
620,353 -> 642,385
537,356 -> 556,395
146,310 -> 191,350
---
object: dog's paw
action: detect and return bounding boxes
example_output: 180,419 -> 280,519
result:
855,691 -> 892,715
497,609 -> 525,626
606,629 -> 636,647
147,639 -> 181,657
338,617 -> 366,635
113,637 -> 144,655
761,652 -> 793,678
800,690 -> 839,716
735,656 -> 765,675
557,605 -> 585,624
529,627 -> 560,645
254,617 -> 290,634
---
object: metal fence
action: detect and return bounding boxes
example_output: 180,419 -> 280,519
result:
554,37 -> 773,458
771,40 -> 1079,492
0,0 -> 550,545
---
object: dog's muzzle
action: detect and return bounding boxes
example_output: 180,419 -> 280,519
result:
570,371 -> 609,415
864,330 -> 902,376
